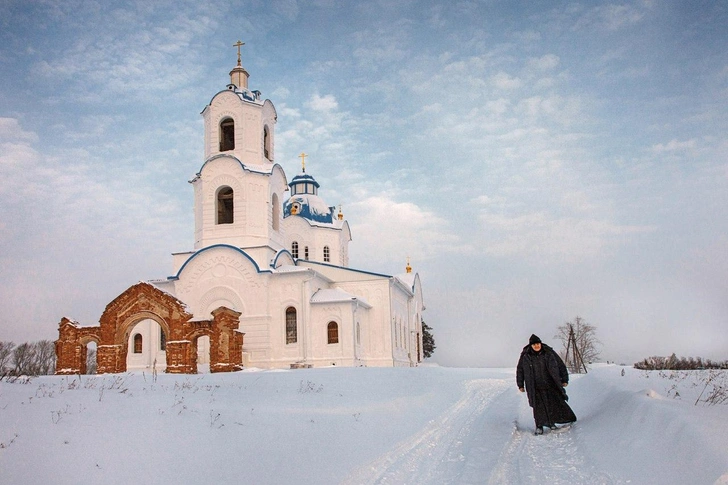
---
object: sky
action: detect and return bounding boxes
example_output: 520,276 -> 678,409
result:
1,0 -> 727,367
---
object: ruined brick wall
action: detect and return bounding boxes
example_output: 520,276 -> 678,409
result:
56,282 -> 244,375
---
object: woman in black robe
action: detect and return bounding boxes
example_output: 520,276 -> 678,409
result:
516,334 -> 577,435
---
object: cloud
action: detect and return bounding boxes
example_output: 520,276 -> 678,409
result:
29,5 -> 219,102
652,138 -> 697,152
574,4 -> 645,31
306,93 -> 339,112
0,117 -> 38,142
476,210 -> 655,263
348,194 -> 471,270
527,54 -> 560,71
491,71 -> 523,90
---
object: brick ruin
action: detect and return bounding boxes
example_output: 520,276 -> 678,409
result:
55,281 -> 244,374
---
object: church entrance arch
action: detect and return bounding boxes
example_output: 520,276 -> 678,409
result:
79,335 -> 99,375
196,335 -> 211,373
125,317 -> 168,372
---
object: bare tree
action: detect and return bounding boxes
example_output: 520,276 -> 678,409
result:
555,316 -> 601,373
34,340 -> 56,375
5,340 -> 57,376
86,346 -> 98,375
0,341 -> 15,375
12,342 -> 36,375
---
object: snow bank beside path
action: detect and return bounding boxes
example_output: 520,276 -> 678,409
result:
567,365 -> 728,485
0,365 -> 726,485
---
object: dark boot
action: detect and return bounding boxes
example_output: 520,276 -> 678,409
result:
534,426 -> 544,435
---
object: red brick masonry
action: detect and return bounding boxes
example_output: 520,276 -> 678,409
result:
56,282 -> 243,374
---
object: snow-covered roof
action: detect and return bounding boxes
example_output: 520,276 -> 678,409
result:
310,288 -> 370,307
289,173 -> 320,188
395,272 -> 416,290
274,264 -> 310,274
218,84 -> 264,106
191,154 -> 275,182
283,193 -> 337,225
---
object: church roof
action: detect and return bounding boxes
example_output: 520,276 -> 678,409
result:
311,288 -> 371,307
212,84 -> 264,106
274,264 -> 310,274
283,194 -> 337,225
289,173 -> 320,188
394,272 -> 417,290
284,169 -> 345,227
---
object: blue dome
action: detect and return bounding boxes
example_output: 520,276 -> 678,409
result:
289,173 -> 320,189
283,194 -> 335,224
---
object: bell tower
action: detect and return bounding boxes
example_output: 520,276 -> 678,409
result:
190,42 -> 286,264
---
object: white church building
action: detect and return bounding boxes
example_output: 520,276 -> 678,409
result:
56,47 -> 425,373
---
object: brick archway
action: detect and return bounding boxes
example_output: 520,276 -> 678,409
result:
56,282 -> 244,374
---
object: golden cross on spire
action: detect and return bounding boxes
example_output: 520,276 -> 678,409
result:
233,40 -> 245,66
299,152 -> 307,172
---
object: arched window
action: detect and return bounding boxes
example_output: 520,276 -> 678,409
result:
133,334 -> 143,354
160,330 -> 166,351
263,125 -> 271,160
286,307 -> 297,344
323,246 -> 330,262
217,186 -> 234,224
291,241 -> 299,259
272,193 -> 280,231
304,246 -> 309,260
327,322 -> 339,344
220,118 -> 235,151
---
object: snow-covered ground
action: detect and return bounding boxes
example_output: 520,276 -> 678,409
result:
1,365 -> 727,485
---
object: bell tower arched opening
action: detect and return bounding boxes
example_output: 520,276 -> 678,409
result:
219,118 -> 235,151
217,186 -> 234,224
263,125 -> 271,160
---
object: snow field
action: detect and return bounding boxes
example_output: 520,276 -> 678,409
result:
1,365 -> 727,484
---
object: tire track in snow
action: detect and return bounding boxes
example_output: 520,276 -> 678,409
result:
340,379 -> 512,485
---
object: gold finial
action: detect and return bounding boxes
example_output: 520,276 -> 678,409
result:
299,152 -> 307,172
406,256 -> 412,274
337,205 -> 343,220
233,40 -> 245,67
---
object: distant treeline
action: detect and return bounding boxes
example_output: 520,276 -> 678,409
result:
0,340 -> 56,377
634,354 -> 728,371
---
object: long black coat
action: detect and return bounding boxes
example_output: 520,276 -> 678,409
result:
516,343 -> 568,406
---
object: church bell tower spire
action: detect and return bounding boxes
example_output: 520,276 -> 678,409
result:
229,40 -> 250,89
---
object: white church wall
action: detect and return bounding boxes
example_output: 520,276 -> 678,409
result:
308,302 -> 357,367
267,165 -> 288,251
390,284 -> 414,367
173,246 -> 264,318
311,226 -> 343,265
336,280 -> 394,367
126,319 -> 167,371
282,216 -> 350,267
282,216 -> 311,261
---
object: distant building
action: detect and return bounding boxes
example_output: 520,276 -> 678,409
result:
56,47 -> 425,374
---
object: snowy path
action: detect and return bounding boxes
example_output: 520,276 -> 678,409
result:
341,377 -> 618,485
488,420 -> 618,485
